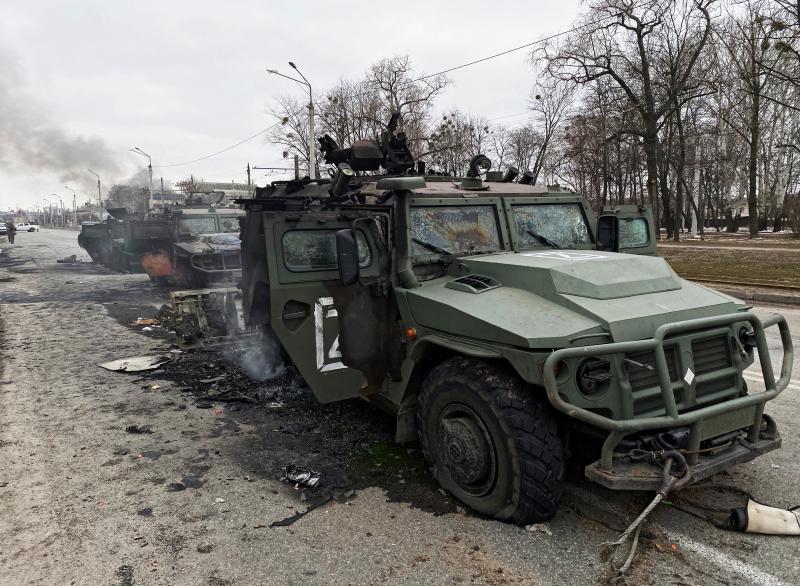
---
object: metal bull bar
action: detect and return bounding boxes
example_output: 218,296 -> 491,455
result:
542,312 -> 793,477
189,252 -> 242,276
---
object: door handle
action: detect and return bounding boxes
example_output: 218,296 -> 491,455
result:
282,310 -> 307,320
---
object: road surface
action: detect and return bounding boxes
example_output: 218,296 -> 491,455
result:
2,228 -> 799,585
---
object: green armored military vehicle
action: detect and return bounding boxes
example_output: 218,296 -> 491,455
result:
237,123 -> 792,524
137,207 -> 245,288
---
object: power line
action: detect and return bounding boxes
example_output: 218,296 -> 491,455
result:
150,11 -> 622,170
414,12 -> 622,82
153,121 -> 282,168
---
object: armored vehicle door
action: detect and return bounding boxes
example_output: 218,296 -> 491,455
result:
596,205 -> 657,256
265,211 -> 387,403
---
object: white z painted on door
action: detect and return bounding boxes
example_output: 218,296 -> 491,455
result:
314,297 -> 346,372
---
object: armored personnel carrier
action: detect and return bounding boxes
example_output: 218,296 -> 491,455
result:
236,119 -> 793,524
77,208 -> 127,266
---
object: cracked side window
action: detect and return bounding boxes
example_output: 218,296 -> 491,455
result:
619,218 -> 650,249
282,230 -> 371,272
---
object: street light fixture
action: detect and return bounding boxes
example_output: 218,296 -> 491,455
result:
50,194 -> 63,227
87,169 -> 103,222
64,185 -> 78,228
267,61 -> 317,179
130,147 -> 154,213
43,197 -> 52,227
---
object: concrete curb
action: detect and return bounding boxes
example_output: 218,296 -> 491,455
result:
715,287 -> 800,306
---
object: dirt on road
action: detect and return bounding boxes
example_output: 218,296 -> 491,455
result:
2,229 -> 800,586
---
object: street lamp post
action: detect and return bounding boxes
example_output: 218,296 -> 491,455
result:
87,169 -> 102,222
52,194 -> 64,227
64,185 -> 78,228
130,147 -> 154,213
267,61 -> 317,179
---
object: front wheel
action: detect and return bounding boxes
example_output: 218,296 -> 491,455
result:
417,357 -> 564,524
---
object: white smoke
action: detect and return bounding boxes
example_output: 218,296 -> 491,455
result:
228,329 -> 286,382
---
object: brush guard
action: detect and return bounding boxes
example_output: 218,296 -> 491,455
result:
542,312 -> 793,490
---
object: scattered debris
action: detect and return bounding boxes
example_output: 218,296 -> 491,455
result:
99,356 -> 168,372
137,507 -> 153,517
56,254 -> 79,264
166,482 -> 186,492
525,523 -> 553,536
199,376 -> 225,384
269,496 -> 332,528
196,542 -> 214,554
729,499 -> 800,535
152,345 -> 303,406
214,497 -> 226,503
131,318 -> 159,327
125,425 -> 154,434
284,465 -> 322,489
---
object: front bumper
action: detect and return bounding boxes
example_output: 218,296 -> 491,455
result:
189,252 -> 242,283
542,312 -> 793,490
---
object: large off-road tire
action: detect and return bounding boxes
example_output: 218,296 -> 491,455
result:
417,357 -> 564,524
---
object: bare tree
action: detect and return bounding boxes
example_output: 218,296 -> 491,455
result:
528,79 -> 574,184
542,0 -> 714,235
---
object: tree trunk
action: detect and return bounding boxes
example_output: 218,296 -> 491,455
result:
747,67 -> 760,238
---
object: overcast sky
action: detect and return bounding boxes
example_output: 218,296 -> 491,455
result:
0,0 -> 582,211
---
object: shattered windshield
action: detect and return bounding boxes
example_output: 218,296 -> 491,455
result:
219,216 -> 240,233
410,205 -> 502,256
179,217 -> 218,235
512,203 -> 592,249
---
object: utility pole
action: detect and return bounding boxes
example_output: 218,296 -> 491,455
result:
294,154 -> 300,179
88,169 -> 102,221
160,177 -> 164,207
64,185 -> 77,228
130,147 -> 153,213
267,61 -> 317,179
246,163 -> 251,191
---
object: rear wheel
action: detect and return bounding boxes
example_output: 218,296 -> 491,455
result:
417,357 -> 564,524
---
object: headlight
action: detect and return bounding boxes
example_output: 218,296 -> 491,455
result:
577,357 -> 612,395
738,326 -> 757,351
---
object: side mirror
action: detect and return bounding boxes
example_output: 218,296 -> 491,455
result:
336,228 -> 360,286
596,215 -> 619,252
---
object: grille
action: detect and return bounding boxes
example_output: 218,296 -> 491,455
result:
692,335 -> 732,374
627,347 -> 679,392
223,252 -> 242,270
627,334 -> 735,417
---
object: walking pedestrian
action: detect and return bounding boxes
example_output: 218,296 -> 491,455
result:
5,221 -> 17,244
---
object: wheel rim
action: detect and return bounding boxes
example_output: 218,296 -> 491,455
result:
437,403 -> 497,497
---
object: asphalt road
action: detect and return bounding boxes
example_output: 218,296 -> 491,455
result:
1,228 -> 799,586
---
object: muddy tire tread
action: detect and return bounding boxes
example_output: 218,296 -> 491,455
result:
417,356 -> 564,524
